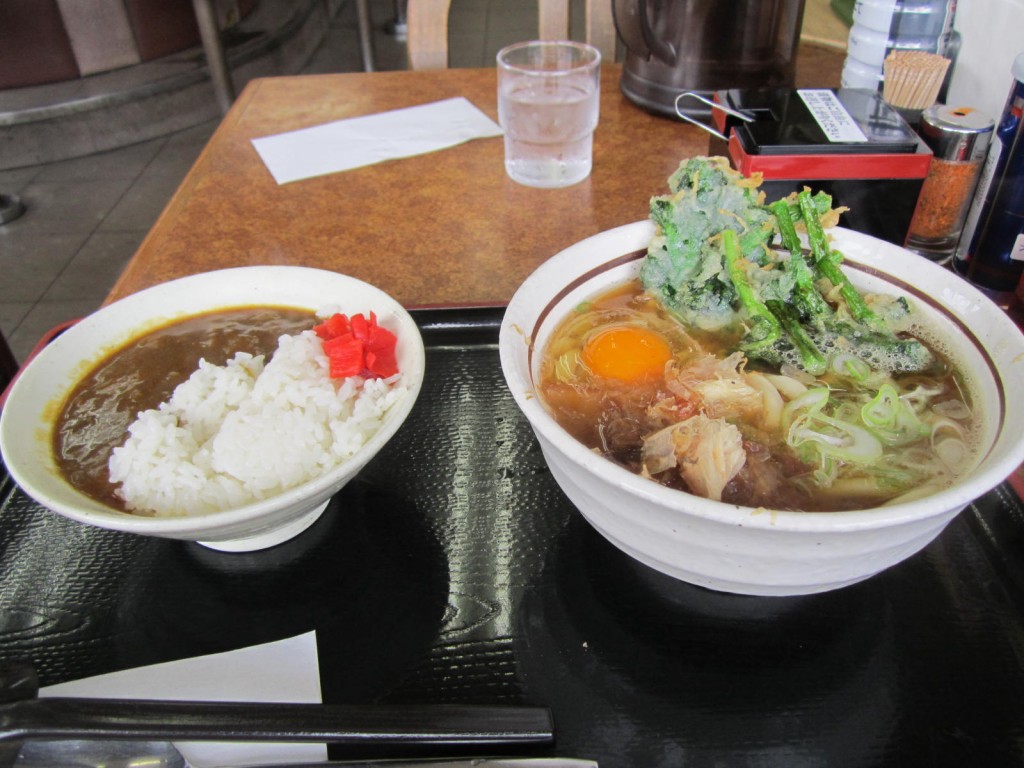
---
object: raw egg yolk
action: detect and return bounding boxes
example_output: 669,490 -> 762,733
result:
581,326 -> 672,383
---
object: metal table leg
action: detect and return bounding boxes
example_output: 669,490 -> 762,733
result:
191,0 -> 235,113
356,0 -> 377,72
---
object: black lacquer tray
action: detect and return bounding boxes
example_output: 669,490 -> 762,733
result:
3,307 -> 1024,767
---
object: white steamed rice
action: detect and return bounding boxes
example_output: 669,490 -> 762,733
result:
108,328 -> 407,516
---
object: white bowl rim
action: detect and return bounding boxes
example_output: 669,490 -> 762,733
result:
0,265 -> 426,536
500,220 -> 1024,534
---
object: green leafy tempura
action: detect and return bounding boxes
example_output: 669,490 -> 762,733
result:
639,156 -> 935,376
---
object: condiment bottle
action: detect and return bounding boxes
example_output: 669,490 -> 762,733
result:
952,52 -> 1024,298
905,104 -> 993,263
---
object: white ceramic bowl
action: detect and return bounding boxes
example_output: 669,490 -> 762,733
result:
500,221 -> 1024,596
0,266 -> 425,552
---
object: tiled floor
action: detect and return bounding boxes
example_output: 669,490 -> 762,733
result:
0,0 -> 847,365
0,0 -> 390,364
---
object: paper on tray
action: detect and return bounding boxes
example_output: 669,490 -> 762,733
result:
252,97 -> 504,184
40,631 -> 324,767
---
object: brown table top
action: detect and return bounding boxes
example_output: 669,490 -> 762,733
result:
108,45 -> 845,307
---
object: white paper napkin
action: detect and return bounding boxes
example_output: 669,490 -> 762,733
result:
251,97 -> 504,184
40,631 -> 325,767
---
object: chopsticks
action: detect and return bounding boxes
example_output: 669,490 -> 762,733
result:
0,661 -> 552,749
0,697 -> 554,746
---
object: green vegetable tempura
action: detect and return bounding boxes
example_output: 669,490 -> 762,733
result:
640,156 -> 935,376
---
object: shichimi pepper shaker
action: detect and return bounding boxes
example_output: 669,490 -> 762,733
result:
905,104 -> 994,264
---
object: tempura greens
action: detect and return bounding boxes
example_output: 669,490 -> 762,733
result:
640,156 -> 935,376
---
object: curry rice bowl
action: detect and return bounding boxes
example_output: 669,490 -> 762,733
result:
0,266 -> 425,552
109,330 -> 408,517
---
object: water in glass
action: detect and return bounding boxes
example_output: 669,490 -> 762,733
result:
499,78 -> 599,188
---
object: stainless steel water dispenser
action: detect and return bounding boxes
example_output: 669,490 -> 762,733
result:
613,0 -> 808,117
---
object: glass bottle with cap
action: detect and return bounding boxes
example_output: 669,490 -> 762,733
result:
905,104 -> 993,263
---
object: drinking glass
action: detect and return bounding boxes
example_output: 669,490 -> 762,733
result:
497,41 -> 601,188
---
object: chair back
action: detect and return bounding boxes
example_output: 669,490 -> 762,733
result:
538,0 -> 616,61
407,0 -> 616,70
407,0 -> 452,70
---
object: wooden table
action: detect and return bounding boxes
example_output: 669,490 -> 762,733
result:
108,45 -> 845,307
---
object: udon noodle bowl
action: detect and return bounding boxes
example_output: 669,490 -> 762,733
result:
501,158 -> 1024,595
535,157 -> 979,513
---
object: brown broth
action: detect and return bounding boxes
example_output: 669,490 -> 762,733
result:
539,279 -> 974,512
54,306 -> 315,510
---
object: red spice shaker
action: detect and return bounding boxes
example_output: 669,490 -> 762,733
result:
905,104 -> 994,263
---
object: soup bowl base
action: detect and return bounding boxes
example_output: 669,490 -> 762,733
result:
196,499 -> 330,552
539,437 -> 964,596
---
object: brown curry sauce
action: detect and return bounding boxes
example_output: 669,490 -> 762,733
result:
54,306 -> 315,510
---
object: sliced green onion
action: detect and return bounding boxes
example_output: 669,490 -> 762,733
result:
933,399 -> 972,420
831,353 -> 871,382
833,400 -> 863,425
782,386 -> 829,428
813,456 -> 838,488
862,383 -> 900,430
901,382 -> 945,411
930,416 -> 965,441
789,412 -> 884,465
930,417 -> 968,469
890,402 -> 931,445
934,437 -> 968,468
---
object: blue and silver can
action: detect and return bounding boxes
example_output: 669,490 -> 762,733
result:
952,51 -> 1024,297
